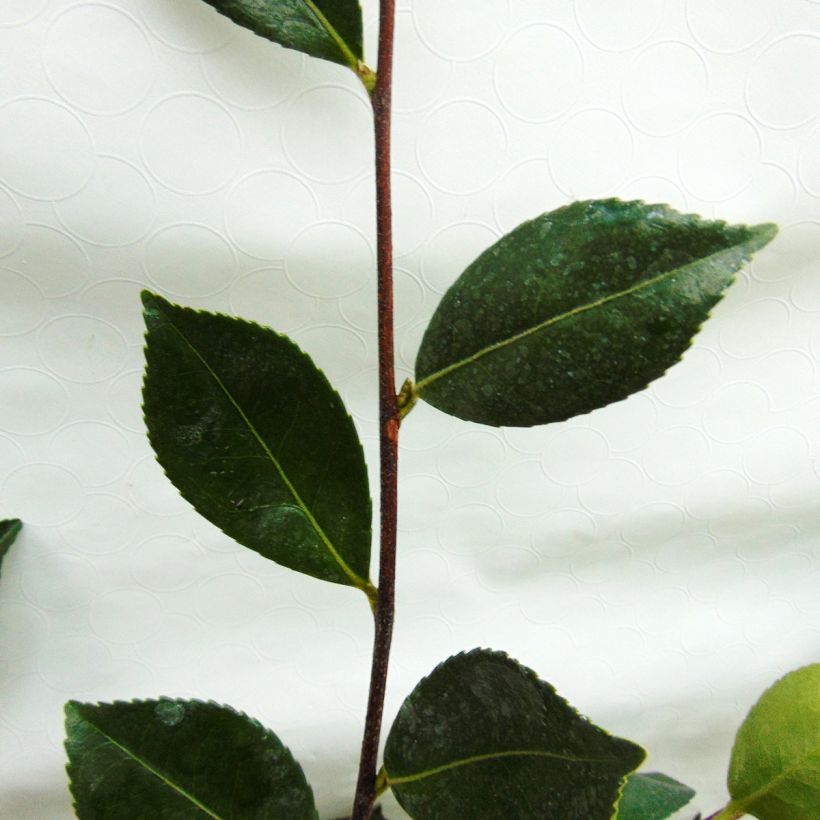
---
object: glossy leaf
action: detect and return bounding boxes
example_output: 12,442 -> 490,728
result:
0,518 -> 22,578
617,772 -> 695,820
65,698 -> 318,819
413,199 -> 777,427
141,292 -> 374,599
722,663 -> 820,819
201,0 -> 364,70
383,649 -> 645,819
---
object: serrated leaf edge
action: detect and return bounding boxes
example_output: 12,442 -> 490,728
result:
140,291 -> 376,602
204,0 -> 366,72
386,648 -> 645,787
415,203 -> 776,401
65,697 -> 319,820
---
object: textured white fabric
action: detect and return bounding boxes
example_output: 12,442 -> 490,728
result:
1,1 -> 819,817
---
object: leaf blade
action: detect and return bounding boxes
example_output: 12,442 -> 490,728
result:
724,663 -> 820,820
65,698 -> 319,819
141,292 -> 373,596
616,772 -> 696,820
200,0 -> 364,68
414,199 -> 777,427
384,648 -> 646,819
0,518 -> 22,578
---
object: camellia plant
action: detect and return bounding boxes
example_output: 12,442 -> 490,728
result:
48,1 -> 819,819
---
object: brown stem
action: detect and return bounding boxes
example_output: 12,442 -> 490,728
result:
351,1 -> 397,819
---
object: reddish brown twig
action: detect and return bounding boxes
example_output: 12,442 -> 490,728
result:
351,1 -> 398,818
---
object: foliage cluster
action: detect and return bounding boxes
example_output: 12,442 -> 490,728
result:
3,2 -> 817,819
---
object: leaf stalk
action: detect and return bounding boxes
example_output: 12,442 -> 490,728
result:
396,377 -> 418,421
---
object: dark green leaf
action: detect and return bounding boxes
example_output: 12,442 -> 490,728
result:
617,772 -> 695,820
141,292 -> 374,600
722,663 -> 820,819
0,518 -> 22,578
201,0 -> 364,69
413,199 -> 777,427
65,698 -> 318,819
383,649 -> 646,820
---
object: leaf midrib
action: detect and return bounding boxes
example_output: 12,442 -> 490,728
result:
303,0 -> 360,69
81,715 -> 221,818
728,738 -> 820,816
415,240 -> 754,394
161,315 -> 371,594
386,747 -> 624,787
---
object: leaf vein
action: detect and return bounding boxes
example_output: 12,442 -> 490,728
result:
729,740 -> 820,816
302,0 -> 359,69
415,241 -> 753,394
85,721 -> 221,818
386,747 -> 625,786
162,316 -> 370,593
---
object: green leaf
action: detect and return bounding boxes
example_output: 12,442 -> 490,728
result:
413,199 -> 777,427
141,292 -> 374,600
617,772 -> 695,820
722,663 -> 820,820
65,698 -> 318,819
383,649 -> 646,820
200,0 -> 364,70
0,518 -> 22,578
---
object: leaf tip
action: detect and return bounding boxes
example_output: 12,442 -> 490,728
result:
64,699 -> 87,719
750,221 -> 779,250
141,290 -> 175,318
1,518 -> 23,539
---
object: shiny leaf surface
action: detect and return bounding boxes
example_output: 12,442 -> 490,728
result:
724,664 -> 820,819
0,518 -> 22,578
142,292 -> 373,598
200,0 -> 363,68
383,649 -> 645,819
617,772 -> 695,819
414,199 -> 777,427
65,698 -> 318,819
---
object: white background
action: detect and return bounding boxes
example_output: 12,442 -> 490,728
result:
1,1 -> 819,817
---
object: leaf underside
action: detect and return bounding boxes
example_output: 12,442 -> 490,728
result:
384,649 -> 646,820
141,292 -> 372,592
0,518 -> 22,578
617,772 -> 695,820
726,663 -> 820,819
414,199 -> 777,427
201,0 -> 363,67
65,698 -> 318,819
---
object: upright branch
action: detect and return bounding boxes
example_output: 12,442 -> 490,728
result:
351,1 -> 398,818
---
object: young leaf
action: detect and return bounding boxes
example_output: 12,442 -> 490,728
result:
383,649 -> 645,820
65,698 -> 318,819
200,0 -> 364,71
722,663 -> 820,820
141,292 -> 374,600
617,772 -> 696,820
413,199 -> 777,427
0,518 -> 22,578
